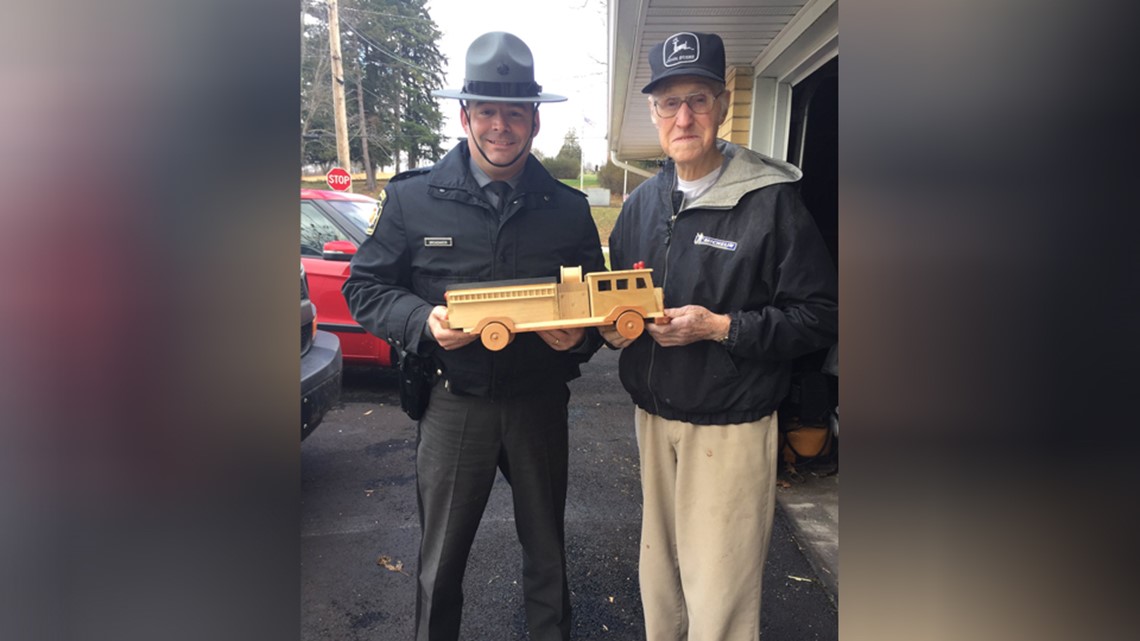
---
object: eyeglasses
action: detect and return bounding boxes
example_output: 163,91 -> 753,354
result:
651,91 -> 723,118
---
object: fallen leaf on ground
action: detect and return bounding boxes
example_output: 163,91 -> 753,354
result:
608,596 -> 615,603
364,489 -> 375,497
787,575 -> 813,583
377,555 -> 411,576
363,409 -> 373,416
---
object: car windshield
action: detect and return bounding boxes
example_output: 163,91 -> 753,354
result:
327,200 -> 378,232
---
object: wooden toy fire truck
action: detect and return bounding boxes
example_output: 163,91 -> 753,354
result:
442,265 -> 665,351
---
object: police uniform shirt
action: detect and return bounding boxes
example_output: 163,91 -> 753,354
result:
468,156 -> 521,214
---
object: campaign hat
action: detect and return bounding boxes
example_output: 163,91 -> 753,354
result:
434,32 -> 566,103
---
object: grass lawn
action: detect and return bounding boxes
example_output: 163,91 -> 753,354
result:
559,174 -> 600,190
591,206 -> 620,248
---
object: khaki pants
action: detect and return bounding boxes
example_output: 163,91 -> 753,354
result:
635,408 -> 778,641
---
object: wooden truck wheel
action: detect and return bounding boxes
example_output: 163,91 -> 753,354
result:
615,311 -> 645,340
480,322 -> 511,351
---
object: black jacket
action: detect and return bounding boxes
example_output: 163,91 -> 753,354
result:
608,141 -> 838,424
343,142 -> 606,398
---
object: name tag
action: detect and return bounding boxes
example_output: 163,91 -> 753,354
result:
693,232 -> 737,252
424,237 -> 453,248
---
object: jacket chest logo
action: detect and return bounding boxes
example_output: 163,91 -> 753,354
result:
424,237 -> 453,247
693,232 -> 737,252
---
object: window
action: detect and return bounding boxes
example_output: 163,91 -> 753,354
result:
616,279 -> 629,290
597,280 -> 612,292
301,202 -> 350,257
327,200 -> 377,233
636,277 -> 647,289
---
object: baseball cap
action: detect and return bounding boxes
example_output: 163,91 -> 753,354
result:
641,32 -> 726,94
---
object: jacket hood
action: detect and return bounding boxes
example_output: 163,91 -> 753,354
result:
681,140 -> 802,210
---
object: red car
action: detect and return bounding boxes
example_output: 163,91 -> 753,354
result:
301,188 -> 393,367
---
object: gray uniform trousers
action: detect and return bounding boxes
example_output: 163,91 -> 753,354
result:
414,380 -> 572,641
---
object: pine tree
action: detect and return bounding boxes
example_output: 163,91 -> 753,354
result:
301,0 -> 446,173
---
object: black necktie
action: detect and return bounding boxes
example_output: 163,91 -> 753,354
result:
487,181 -> 511,217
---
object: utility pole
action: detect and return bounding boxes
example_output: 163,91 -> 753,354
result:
579,149 -> 585,192
327,0 -> 351,187
579,124 -> 585,192
354,54 -> 376,192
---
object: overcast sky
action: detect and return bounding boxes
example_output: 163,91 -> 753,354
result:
425,0 -> 611,166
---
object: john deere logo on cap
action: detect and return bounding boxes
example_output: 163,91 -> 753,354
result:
663,32 -> 699,67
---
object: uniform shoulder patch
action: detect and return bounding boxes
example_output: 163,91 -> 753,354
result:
369,166 -> 431,235
366,189 -> 386,236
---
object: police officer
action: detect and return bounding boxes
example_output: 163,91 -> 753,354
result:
343,31 -> 605,641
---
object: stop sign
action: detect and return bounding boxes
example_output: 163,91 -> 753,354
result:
326,167 -> 352,191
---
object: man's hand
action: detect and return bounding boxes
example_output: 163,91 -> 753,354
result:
645,305 -> 730,347
427,305 -> 479,351
599,325 -> 633,349
536,327 -> 585,352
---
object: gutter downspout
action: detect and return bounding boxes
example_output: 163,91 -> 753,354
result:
610,150 -> 655,178
610,150 -> 655,201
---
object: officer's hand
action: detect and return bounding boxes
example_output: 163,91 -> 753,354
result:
599,325 -> 632,349
536,327 -> 585,351
646,305 -> 730,347
427,305 -> 479,351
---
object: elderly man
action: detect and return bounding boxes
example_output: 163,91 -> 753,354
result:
343,32 -> 604,641
602,31 -> 838,640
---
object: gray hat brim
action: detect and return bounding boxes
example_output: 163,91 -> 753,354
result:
434,88 -> 567,103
